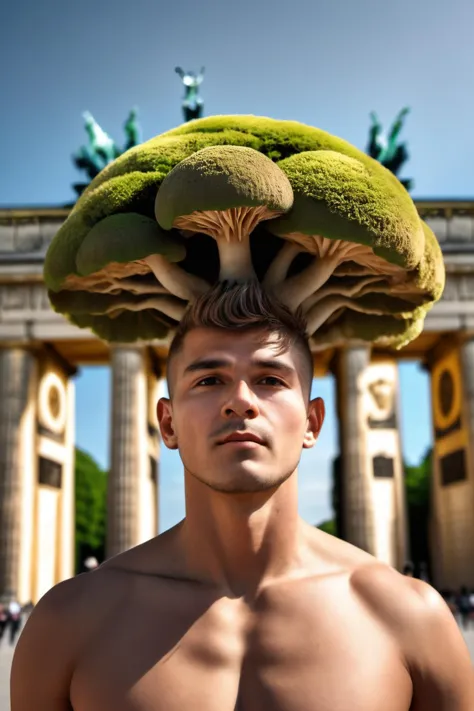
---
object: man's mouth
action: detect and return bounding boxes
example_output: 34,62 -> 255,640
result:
218,432 -> 266,446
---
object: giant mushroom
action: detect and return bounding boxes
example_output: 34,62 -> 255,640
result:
155,145 -> 293,281
262,150 -> 444,347
43,115 -> 444,347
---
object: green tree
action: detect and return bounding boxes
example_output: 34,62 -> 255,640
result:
316,519 -> 337,536
74,447 -> 107,573
404,448 -> 432,575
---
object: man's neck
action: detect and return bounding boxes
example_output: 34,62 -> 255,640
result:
175,470 -> 309,599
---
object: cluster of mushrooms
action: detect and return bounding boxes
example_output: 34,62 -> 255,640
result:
44,115 -> 445,349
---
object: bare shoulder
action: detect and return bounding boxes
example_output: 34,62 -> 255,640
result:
12,533 -> 179,710
13,564 -> 130,667
349,562 -> 474,710
11,572 -> 112,710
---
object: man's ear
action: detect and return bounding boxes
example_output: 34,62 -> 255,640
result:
303,397 -> 325,449
157,397 -> 179,450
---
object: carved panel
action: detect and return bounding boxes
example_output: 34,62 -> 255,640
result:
373,455 -> 395,478
0,284 -> 52,320
424,217 -> 448,242
448,216 -> 474,242
0,217 -> 64,255
439,276 -> 459,302
0,223 -> 15,251
366,376 -> 396,429
14,221 -> 43,253
458,275 -> 474,301
38,457 -> 63,488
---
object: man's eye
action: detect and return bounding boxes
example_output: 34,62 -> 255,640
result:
260,376 -> 285,387
196,376 -> 220,386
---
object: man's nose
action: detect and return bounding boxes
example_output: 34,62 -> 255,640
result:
221,379 -> 259,419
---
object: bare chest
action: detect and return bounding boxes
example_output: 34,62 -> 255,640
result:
70,586 -> 413,711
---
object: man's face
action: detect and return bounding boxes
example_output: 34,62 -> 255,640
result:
158,328 -> 325,494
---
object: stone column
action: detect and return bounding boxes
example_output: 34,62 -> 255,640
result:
460,339 -> 474,447
429,340 -> 474,589
0,348 -> 36,600
107,346 -> 148,558
336,346 -> 376,554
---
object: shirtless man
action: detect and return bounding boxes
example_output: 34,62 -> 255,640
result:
11,282 -> 474,710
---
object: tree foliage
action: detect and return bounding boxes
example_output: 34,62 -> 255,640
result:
404,448 -> 432,574
74,447 -> 107,573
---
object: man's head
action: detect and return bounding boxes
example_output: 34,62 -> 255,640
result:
158,281 -> 325,494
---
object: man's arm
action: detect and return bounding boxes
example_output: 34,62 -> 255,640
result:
11,578 -> 83,710
406,579 -> 474,711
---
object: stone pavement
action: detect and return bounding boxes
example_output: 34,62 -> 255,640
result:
1,624 -> 474,710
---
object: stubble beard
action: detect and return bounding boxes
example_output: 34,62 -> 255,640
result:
184,461 -> 296,495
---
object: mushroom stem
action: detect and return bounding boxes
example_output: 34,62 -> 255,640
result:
301,276 -> 384,312
263,242 -> 302,289
174,207 -> 279,282
217,237 -> 255,281
145,254 -> 210,302
278,256 -> 340,311
305,295 -> 387,334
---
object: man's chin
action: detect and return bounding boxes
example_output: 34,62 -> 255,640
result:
193,466 -> 293,495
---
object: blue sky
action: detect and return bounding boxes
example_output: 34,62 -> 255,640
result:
2,0 -> 471,530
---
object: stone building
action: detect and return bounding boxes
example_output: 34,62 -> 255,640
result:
1,201 -> 474,603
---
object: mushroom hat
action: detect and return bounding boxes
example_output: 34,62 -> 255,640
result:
44,115 -> 444,346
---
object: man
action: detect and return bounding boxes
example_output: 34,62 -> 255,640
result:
11,282 -> 474,710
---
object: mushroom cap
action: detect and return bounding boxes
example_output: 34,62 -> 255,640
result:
311,306 -> 428,351
49,286 -> 184,331
411,220 -> 445,300
268,150 -> 424,270
155,145 -> 293,230
46,115 -> 393,293
75,213 -> 185,277
67,310 -> 169,343
43,114 -> 443,346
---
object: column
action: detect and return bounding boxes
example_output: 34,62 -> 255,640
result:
460,339 -> 474,448
33,353 -> 76,602
336,346 -> 376,554
107,346 -> 149,558
430,339 -> 474,589
0,348 -> 36,601
146,363 -> 162,538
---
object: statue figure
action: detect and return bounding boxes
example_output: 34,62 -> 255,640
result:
175,66 -> 205,122
124,108 -> 142,151
367,107 -> 413,191
72,109 -> 142,198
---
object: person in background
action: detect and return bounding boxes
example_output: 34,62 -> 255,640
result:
402,561 -> 414,577
8,599 -> 22,646
457,586 -> 472,631
0,601 -> 8,644
83,557 -> 99,573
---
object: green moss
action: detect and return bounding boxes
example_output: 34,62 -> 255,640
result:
311,308 -> 426,350
161,115 -> 367,162
413,221 -> 445,300
155,145 -> 293,229
44,172 -> 164,290
76,213 -> 185,276
43,114 -> 443,346
76,130 -> 263,200
269,151 -> 424,269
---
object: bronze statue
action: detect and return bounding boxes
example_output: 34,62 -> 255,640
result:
124,108 -> 141,151
175,66 -> 205,122
72,109 -> 142,197
367,107 -> 413,191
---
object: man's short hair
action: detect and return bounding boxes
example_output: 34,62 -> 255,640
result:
166,280 -> 314,397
